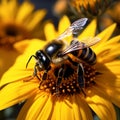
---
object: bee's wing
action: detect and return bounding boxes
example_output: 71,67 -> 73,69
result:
56,18 -> 88,40
58,37 -> 100,56
80,37 -> 100,47
58,39 -> 86,56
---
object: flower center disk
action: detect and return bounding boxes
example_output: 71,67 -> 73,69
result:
0,22 -> 31,48
39,61 -> 96,96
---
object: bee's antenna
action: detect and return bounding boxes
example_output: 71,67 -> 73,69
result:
26,55 -> 37,68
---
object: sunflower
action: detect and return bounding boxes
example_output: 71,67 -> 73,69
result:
69,0 -> 114,17
0,0 -> 46,48
0,16 -> 120,120
0,0 -> 46,78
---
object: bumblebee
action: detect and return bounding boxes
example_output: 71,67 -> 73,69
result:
26,18 -> 100,90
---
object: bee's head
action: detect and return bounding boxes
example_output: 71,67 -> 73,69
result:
35,50 -> 51,70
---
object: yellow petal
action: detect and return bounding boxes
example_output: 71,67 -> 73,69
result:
105,60 -> 120,75
0,39 -> 46,87
44,22 -> 57,40
105,88 -> 120,107
95,35 -> 120,54
72,95 -> 82,120
13,40 -> 31,53
93,84 -> 120,108
37,95 -> 53,120
0,80 -> 38,110
58,16 -> 72,44
17,92 -> 49,120
0,0 -> 17,21
95,62 -> 120,87
78,19 -> 97,40
44,16 -> 72,43
52,95 -> 92,120
15,1 -> 34,23
73,95 -> 93,120
97,23 -> 116,42
105,35 -> 120,46
60,98 -> 74,120
26,9 -> 46,31
86,87 -> 116,120
0,48 -> 20,79
93,23 -> 116,50
58,15 -> 71,35
96,74 -> 120,88
6,0 -> 17,20
93,35 -> 120,63
96,60 -> 120,77
51,99 -> 62,120
96,44 -> 120,63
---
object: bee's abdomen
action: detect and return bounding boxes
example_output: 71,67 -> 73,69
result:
71,48 -> 96,65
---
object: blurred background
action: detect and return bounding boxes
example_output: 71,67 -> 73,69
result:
20,0 -> 120,35
0,0 -> 120,119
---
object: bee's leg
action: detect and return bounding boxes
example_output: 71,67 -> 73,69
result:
68,57 -> 85,88
39,66 -> 51,89
42,66 -> 51,80
56,64 -> 65,94
68,56 -> 85,88
77,63 -> 86,96
33,63 -> 40,81
68,56 -> 85,95
57,64 -> 65,86
77,63 -> 84,87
